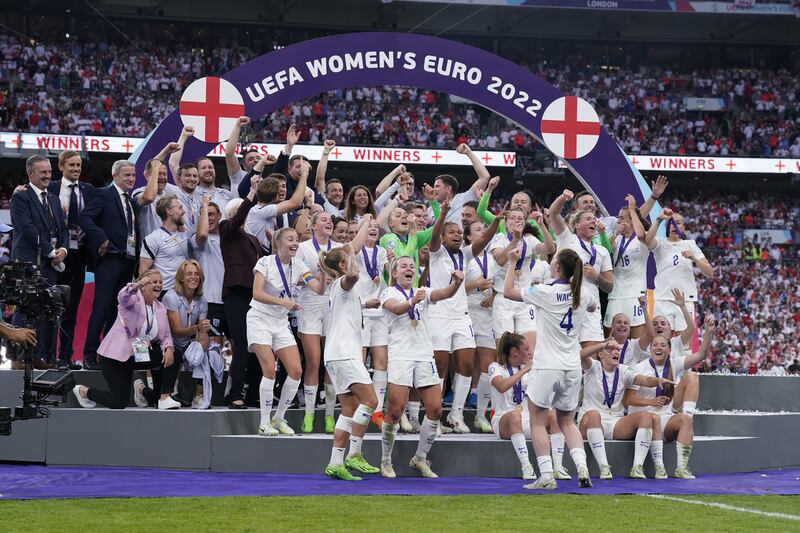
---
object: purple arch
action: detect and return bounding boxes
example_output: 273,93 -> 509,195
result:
132,32 -> 650,211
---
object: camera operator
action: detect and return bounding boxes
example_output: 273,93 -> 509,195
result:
9,156 -> 68,369
0,320 -> 37,349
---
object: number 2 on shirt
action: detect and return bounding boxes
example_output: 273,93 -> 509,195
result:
673,254 -> 679,266
559,308 -> 574,334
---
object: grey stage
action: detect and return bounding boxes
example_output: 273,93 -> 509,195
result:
1,370 -> 799,477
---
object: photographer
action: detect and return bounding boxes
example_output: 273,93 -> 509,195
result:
73,270 -> 174,410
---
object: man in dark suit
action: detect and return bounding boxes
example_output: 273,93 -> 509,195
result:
48,150 -> 95,370
78,159 -> 145,370
10,155 -> 69,367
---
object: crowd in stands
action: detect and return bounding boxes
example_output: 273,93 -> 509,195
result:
2,31 -> 799,158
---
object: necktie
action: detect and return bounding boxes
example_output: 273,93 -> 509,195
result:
68,183 -> 78,226
41,191 -> 55,233
123,192 -> 134,236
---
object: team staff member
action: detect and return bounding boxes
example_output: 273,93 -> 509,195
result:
73,271 -> 174,409
48,150 -> 95,370
10,155 -> 68,368
503,248 -> 597,490
191,197 -> 225,340
224,116 -> 260,197
140,195 -> 190,292
379,257 -> 464,479
427,143 -> 491,225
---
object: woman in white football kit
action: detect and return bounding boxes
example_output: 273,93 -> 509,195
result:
319,243 -> 380,481
489,331 -> 536,480
578,340 -> 672,480
504,248 -> 596,490
624,316 -> 716,479
603,194 -> 650,338
490,209 -> 555,349
607,294 -> 657,366
548,189 -> 613,346
354,218 -> 390,428
427,199 -> 500,433
247,227 -> 325,436
645,207 -> 714,334
464,220 -> 497,433
379,256 -> 464,479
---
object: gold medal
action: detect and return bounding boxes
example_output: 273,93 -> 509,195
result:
411,319 -> 419,328
516,404 -> 523,412
373,276 -> 380,285
514,270 -> 521,278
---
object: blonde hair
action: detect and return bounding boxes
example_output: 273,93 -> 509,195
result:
389,255 -> 413,286
319,248 -> 349,280
137,268 -> 161,281
271,227 -> 297,254
174,259 -> 205,297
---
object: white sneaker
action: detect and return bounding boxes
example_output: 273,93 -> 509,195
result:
554,465 -> 572,480
72,385 -> 96,408
524,475 -> 556,490
158,397 -> 181,410
399,413 -> 414,433
380,461 -> 396,478
191,394 -> 204,409
599,464 -> 613,480
132,379 -> 148,408
271,416 -> 295,435
258,423 -> 279,436
446,412 -> 471,434
409,455 -> 438,478
521,463 -> 537,480
473,416 -> 492,433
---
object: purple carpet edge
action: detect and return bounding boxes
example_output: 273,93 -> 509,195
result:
1,465 -> 800,500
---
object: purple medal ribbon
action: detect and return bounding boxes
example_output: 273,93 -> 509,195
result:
476,252 -> 488,279
276,256 -> 293,299
602,366 -> 620,409
649,358 -> 670,397
666,217 -> 686,240
549,279 -> 570,285
508,234 -> 527,273
506,364 -> 523,405
394,284 -> 417,321
619,339 -> 629,365
312,237 -> 331,253
447,248 -> 464,271
529,255 -> 536,272
361,245 -> 379,279
579,238 -> 597,266
614,233 -> 636,266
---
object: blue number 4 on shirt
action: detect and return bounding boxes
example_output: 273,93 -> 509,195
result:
559,308 -> 574,334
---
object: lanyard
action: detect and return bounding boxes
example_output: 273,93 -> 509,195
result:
313,237 -> 331,253
579,238 -> 597,266
601,366 -> 620,409
362,245 -> 379,279
447,248 -> 464,271
475,252 -> 488,279
615,234 -> 636,266
276,256 -> 293,299
619,339 -> 629,365
649,358 -> 670,396
508,234 -> 527,272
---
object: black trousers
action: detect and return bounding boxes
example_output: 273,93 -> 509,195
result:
57,246 -> 88,362
84,254 -> 135,364
223,287 -> 261,402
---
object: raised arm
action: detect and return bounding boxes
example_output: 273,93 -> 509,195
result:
492,228 -> 520,267
640,175 -> 668,216
548,189 -> 573,236
491,359 -> 532,393
684,315 -> 715,369
376,164 -> 406,197
470,206 -> 504,256
637,294 -> 655,349
315,139 -> 335,194
530,210 -> 555,256
457,144 -> 490,197
502,247 -> 524,302
195,195 -> 210,247
626,194 -> 647,241
276,157 -> 306,215
671,288 -> 696,347
169,126 -> 194,180
344,214 -> 373,254
224,116 -> 250,178
428,199 -> 450,253
580,340 -> 618,371
339,247 -> 361,292
646,208 -> 671,250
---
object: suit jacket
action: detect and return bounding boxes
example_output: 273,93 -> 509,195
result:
10,185 -> 68,269
98,284 -> 173,362
219,195 -> 262,297
79,184 -> 142,264
47,179 -> 96,230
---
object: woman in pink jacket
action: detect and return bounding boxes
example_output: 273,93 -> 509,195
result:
73,269 -> 175,409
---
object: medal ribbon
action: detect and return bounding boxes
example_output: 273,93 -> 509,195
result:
666,217 -> 686,240
602,367 -> 620,409
614,233 -> 636,266
507,364 -> 523,405
579,238 -> 597,266
395,285 -> 417,322
649,358 -> 670,396
362,245 -> 379,279
276,256 -> 293,299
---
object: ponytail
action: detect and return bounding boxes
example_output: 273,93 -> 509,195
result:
555,249 -> 583,310
497,331 -> 526,366
319,248 -> 349,280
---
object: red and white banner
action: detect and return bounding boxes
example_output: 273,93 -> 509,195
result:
0,132 -> 516,167
3,131 -> 799,173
